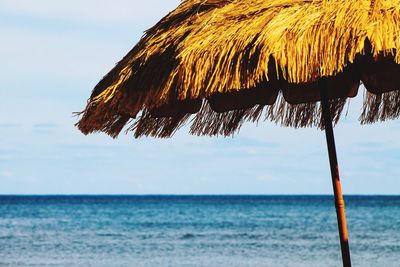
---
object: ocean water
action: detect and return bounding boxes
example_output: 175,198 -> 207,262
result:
0,196 -> 399,267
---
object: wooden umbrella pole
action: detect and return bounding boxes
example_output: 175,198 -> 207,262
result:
319,81 -> 352,267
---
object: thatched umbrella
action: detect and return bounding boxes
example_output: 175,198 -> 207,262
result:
76,0 -> 400,266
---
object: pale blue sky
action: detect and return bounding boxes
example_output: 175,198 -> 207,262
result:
1,1 -> 399,195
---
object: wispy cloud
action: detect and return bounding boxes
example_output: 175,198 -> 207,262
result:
0,123 -> 18,128
0,170 -> 13,178
1,27 -> 120,79
32,123 -> 58,134
0,1 -> 181,83
33,123 -> 57,129
0,0 -> 181,26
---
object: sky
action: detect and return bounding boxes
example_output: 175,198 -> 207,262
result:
1,1 -> 399,195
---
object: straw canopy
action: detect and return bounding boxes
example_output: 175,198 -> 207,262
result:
77,0 -> 400,138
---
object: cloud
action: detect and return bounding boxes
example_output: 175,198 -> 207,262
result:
0,0 -> 181,26
32,123 -> 58,134
0,27 -> 120,79
0,1 -> 181,82
33,123 -> 57,129
0,170 -> 13,178
0,124 -> 18,128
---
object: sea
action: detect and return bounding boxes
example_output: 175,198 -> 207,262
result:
0,195 -> 399,267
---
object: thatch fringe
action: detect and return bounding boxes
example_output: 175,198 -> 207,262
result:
189,103 -> 264,136
77,89 -> 130,138
76,0 -> 400,138
361,90 -> 400,124
113,93 -> 348,138
129,111 -> 191,138
77,85 -> 397,138
270,95 -> 347,129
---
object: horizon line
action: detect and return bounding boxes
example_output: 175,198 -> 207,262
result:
1,194 -> 399,197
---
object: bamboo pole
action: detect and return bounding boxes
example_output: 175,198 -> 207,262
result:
319,80 -> 352,267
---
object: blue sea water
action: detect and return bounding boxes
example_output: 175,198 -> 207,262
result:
0,196 -> 399,267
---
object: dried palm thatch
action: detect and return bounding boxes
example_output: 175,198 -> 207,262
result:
77,0 -> 400,138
